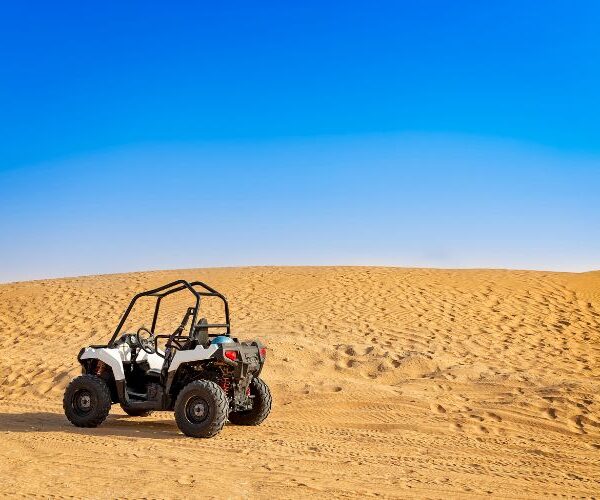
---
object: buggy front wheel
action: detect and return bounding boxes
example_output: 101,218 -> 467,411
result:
63,375 -> 111,428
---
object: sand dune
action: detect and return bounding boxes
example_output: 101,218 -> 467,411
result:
0,267 -> 598,498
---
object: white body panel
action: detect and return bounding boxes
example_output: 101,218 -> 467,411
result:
80,347 -> 127,380
80,345 -> 166,380
137,350 -> 165,371
168,344 -> 219,373
116,342 -> 165,370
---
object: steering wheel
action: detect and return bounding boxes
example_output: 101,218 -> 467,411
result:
136,327 -> 156,354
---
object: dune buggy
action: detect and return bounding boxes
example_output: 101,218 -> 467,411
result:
63,279 -> 271,438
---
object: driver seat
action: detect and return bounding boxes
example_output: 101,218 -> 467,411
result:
191,317 -> 210,347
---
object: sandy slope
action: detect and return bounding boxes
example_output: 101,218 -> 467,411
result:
0,267 -> 599,498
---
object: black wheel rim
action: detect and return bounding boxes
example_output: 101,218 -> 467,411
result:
72,389 -> 93,416
185,396 -> 209,424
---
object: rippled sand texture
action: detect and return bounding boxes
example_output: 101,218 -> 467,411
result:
0,267 -> 598,498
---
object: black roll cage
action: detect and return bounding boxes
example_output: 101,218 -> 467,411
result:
108,280 -> 231,348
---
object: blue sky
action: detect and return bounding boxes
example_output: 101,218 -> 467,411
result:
1,1 -> 599,282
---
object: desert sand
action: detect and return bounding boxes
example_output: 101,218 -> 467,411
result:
0,266 -> 598,498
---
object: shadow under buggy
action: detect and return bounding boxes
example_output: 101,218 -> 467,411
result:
63,279 -> 271,438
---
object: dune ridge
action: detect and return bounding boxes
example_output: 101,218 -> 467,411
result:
0,266 -> 598,498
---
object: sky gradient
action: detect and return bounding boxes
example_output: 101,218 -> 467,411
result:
1,2 -> 599,282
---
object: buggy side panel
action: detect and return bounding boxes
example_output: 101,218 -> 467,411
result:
168,344 -> 219,374
116,342 -> 165,371
136,350 -> 165,371
80,347 -> 126,380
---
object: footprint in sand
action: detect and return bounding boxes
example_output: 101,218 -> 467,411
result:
431,403 -> 447,414
570,415 -> 586,433
486,412 -> 502,422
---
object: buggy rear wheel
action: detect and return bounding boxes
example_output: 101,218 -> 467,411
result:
228,377 -> 272,426
174,380 -> 228,438
63,375 -> 111,428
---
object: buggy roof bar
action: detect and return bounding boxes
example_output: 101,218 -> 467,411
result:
108,279 -> 231,347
